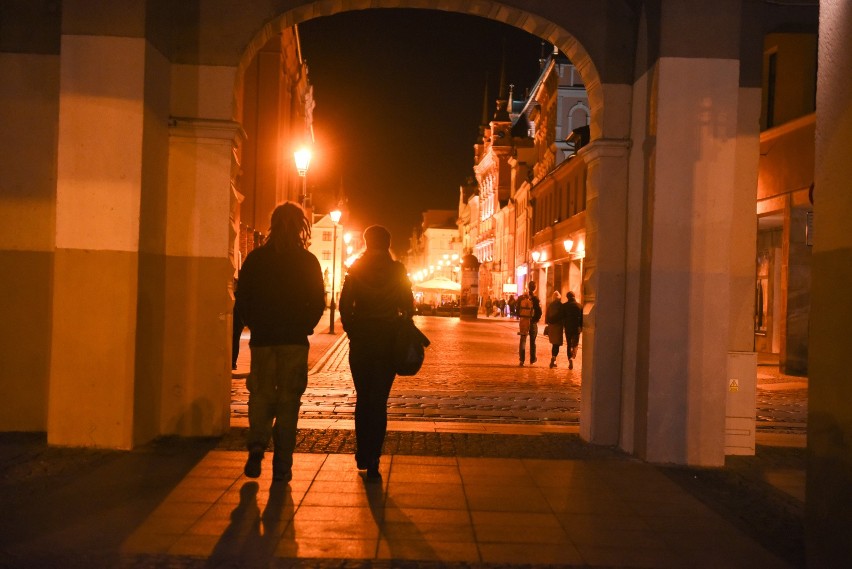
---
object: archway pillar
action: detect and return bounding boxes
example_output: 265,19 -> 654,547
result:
154,117 -> 244,439
47,33 -> 150,448
633,57 -> 747,467
578,138 -> 631,447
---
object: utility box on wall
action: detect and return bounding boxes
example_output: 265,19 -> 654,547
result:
725,351 -> 758,455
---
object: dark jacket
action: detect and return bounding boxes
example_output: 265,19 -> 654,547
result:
339,250 -> 414,339
530,295 -> 542,324
235,243 -> 325,347
545,299 -> 565,345
563,299 -> 583,335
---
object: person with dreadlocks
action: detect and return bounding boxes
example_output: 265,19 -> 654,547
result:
235,202 -> 325,482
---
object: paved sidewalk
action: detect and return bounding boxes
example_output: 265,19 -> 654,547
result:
0,436 -> 801,568
119,451 -> 791,567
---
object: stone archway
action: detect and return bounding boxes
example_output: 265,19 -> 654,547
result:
228,1 -> 633,452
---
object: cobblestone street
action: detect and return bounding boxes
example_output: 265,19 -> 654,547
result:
231,316 -> 807,431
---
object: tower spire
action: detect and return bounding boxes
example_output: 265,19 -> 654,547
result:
480,74 -> 490,126
493,40 -> 510,122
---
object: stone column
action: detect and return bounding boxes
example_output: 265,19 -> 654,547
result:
635,56 -> 743,467
808,0 -> 852,564
577,139 -> 630,446
47,34 -> 150,448
156,118 -> 245,438
0,16 -> 59,432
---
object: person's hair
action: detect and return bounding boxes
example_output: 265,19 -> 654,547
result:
528,281 -> 537,292
566,291 -> 576,300
363,225 -> 391,251
266,202 -> 310,251
553,291 -> 561,300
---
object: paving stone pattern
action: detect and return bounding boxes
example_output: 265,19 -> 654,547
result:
233,317 -> 583,426
233,316 -> 807,429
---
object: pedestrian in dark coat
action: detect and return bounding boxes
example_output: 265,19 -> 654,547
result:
562,291 -> 583,370
235,202 -> 325,482
545,291 -> 565,368
339,225 -> 414,480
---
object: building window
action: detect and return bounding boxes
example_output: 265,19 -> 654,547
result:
322,250 -> 331,260
322,231 -> 332,241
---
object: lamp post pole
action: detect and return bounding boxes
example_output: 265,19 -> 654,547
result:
328,209 -> 342,334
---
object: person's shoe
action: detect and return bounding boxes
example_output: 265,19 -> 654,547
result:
519,361 -> 524,367
530,357 -> 537,364
568,359 -> 574,370
244,449 -> 264,478
232,362 -> 237,370
549,358 -> 557,369
365,461 -> 381,481
272,454 -> 292,482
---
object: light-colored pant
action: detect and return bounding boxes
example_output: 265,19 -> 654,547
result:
246,344 -> 309,468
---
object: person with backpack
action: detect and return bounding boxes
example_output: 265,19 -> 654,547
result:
517,281 -> 542,365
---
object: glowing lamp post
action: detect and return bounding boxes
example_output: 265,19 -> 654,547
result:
530,250 -> 541,290
328,208 -> 342,334
293,147 -> 312,205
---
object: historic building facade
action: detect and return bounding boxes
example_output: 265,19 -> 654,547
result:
463,50 -> 590,306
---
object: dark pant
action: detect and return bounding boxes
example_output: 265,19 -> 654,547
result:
566,332 -> 580,359
349,327 -> 396,466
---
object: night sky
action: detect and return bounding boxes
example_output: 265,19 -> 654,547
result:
298,9 -> 547,254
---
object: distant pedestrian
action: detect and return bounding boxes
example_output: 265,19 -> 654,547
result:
529,282 -> 542,358
485,296 -> 493,317
508,294 -> 517,318
498,298 -> 506,317
339,225 -> 414,480
563,291 -> 583,370
517,281 -> 542,365
545,291 -> 565,368
235,202 -> 325,482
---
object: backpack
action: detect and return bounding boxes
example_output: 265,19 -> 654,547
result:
518,295 -> 533,319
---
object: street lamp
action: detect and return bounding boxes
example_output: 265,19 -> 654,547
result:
530,250 -> 541,290
328,208 -> 342,334
293,147 -> 312,205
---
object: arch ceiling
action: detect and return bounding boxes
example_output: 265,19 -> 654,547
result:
233,0 -> 612,139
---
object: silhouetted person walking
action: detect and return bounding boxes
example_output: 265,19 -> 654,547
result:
563,291 -> 583,370
339,225 -> 414,480
545,291 -> 565,368
235,202 -> 325,481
